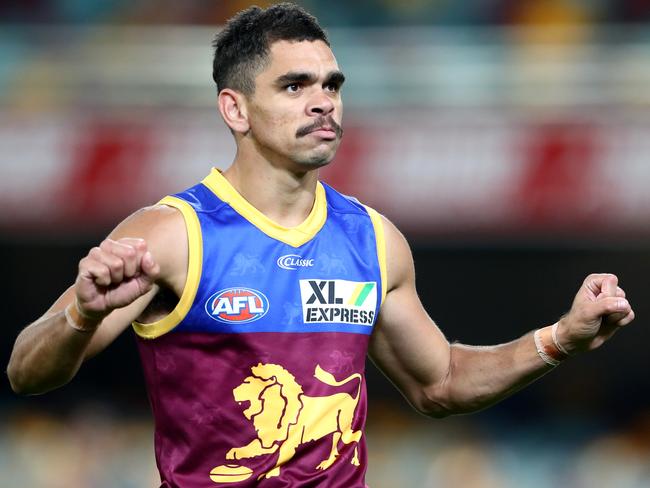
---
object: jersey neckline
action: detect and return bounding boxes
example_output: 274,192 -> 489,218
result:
201,168 -> 327,248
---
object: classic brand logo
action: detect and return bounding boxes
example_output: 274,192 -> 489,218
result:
205,287 -> 269,324
277,254 -> 315,270
299,279 -> 377,326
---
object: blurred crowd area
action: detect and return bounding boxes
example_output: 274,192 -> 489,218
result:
2,404 -> 650,488
1,0 -> 650,26
2,14 -> 650,240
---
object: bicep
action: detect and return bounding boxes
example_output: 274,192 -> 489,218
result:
368,217 -> 451,410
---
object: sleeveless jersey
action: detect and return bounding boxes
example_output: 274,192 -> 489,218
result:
133,168 -> 386,488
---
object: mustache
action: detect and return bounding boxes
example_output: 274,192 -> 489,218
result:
295,117 -> 344,139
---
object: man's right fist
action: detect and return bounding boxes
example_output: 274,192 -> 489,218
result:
75,238 -> 160,321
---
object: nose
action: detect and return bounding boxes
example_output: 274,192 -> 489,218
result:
307,90 -> 335,117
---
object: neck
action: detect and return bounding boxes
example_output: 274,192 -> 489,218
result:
221,153 -> 319,228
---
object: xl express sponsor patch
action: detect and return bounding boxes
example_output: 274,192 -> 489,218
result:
299,279 -> 377,326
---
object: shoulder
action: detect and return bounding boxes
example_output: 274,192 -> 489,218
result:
109,203 -> 186,243
320,183 -> 413,292
320,182 -> 368,215
379,214 -> 415,294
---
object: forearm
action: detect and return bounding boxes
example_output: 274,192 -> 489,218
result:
7,306 -> 100,395
423,329 -> 555,417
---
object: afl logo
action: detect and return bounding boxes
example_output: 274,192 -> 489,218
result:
205,288 -> 269,324
277,254 -> 315,270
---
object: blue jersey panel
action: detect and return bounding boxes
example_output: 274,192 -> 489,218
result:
171,181 -> 382,335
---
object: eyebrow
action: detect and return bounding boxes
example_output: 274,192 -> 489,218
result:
274,70 -> 346,88
325,71 -> 346,87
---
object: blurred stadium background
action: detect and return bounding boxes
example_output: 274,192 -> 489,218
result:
2,1 -> 650,487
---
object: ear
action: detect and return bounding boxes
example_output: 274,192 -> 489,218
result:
218,88 -> 250,134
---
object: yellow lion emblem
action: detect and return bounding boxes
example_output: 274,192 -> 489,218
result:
218,363 -> 363,480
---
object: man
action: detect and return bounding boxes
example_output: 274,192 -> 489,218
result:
7,4 -> 635,487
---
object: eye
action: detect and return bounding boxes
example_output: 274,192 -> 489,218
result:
286,83 -> 301,93
324,82 -> 339,93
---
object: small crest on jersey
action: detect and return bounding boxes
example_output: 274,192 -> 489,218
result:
205,288 -> 269,324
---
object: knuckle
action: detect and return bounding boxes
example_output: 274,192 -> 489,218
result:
108,256 -> 124,271
118,238 -> 147,253
123,246 -> 137,259
94,266 -> 110,282
88,246 -> 102,259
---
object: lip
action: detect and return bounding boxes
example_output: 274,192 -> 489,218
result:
308,128 -> 337,140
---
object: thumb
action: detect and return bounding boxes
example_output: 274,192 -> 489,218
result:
600,275 -> 619,299
140,251 -> 161,284
594,296 -> 631,318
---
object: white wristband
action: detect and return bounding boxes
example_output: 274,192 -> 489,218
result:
551,322 -> 570,356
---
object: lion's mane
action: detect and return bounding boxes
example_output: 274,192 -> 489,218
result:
247,363 -> 304,447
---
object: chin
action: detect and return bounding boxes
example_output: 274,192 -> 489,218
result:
297,154 -> 334,169
296,144 -> 338,168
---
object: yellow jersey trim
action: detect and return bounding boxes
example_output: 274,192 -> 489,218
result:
365,206 -> 387,304
132,196 -> 203,339
201,168 -> 327,248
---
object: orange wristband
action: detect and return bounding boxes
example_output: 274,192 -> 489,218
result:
64,301 -> 101,333
534,324 -> 568,367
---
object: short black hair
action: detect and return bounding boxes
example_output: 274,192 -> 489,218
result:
212,3 -> 330,95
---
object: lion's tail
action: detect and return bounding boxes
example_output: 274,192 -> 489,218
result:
314,365 -> 363,401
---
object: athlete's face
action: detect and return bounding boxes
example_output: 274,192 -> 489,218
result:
247,40 -> 345,169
